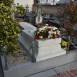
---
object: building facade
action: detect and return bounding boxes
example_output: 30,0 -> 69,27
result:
40,0 -> 70,5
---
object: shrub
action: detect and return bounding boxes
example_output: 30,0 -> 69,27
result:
0,3 -> 21,54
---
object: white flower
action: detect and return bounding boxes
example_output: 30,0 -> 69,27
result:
42,30 -> 43,32
40,36 -> 43,39
39,28 -> 42,31
43,26 -> 47,30
57,31 -> 60,34
48,34 -> 52,39
46,24 -> 48,26
53,27 -> 57,30
48,30 -> 53,34
53,31 -> 56,34
37,31 -> 40,34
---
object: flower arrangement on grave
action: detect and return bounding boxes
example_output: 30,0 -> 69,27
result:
34,26 -> 60,40
37,23 -> 51,28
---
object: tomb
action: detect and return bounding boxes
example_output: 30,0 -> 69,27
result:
18,22 -> 66,62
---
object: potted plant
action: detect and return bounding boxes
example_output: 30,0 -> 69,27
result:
15,3 -> 26,22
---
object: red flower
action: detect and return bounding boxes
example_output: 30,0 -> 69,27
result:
48,28 -> 51,31
48,24 -> 50,26
74,32 -> 77,35
69,5 -> 72,10
34,36 -> 39,40
40,26 -> 43,28
57,34 -> 60,38
66,21 -> 70,25
40,32 -> 43,36
43,24 -> 45,26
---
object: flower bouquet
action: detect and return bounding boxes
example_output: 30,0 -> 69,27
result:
34,26 -> 61,40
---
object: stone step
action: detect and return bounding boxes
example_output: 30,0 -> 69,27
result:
27,69 -> 57,77
36,49 -> 66,61
28,60 -> 77,77
1,49 -> 77,77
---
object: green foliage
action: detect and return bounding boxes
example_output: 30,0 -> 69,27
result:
0,3 -> 13,26
59,1 -> 77,44
0,3 -> 21,54
1,0 -> 14,6
60,2 -> 77,28
15,3 -> 26,16
64,4 -> 77,24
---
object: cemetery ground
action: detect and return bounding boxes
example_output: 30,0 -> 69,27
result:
0,1 -> 77,77
1,17 -> 77,77
1,51 -> 77,77
1,22 -> 77,77
0,21 -> 77,77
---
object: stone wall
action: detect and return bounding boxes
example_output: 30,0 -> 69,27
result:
32,5 -> 65,17
14,0 -> 34,12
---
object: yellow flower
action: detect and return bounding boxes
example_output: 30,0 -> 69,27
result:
62,41 -> 68,47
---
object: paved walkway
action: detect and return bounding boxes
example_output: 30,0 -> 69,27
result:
27,60 -> 77,77
53,68 -> 77,77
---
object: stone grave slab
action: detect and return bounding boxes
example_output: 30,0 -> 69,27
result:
19,22 -> 36,30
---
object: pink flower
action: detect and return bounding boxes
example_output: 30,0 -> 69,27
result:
69,5 -> 72,10
74,32 -> 77,35
66,21 -> 70,25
